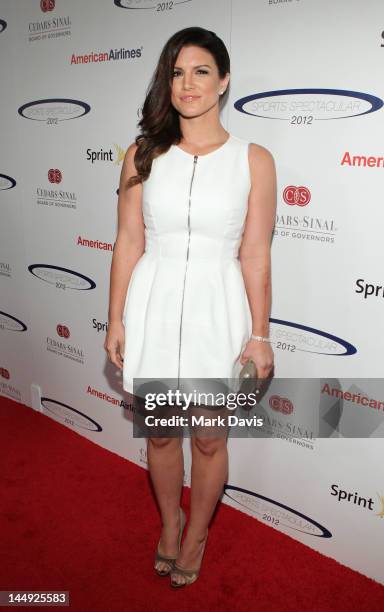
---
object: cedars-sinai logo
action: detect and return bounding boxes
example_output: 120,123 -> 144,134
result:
234,88 -> 384,123
48,169 -> 62,183
57,324 -> 70,338
114,0 -> 192,9
40,0 -> 55,11
283,185 -> 311,206
18,98 -> 90,124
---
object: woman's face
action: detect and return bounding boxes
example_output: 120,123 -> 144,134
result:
170,45 -> 229,118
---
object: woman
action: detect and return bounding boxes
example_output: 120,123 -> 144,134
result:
104,27 -> 276,587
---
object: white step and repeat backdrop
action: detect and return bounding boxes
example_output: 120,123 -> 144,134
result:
1,0 -> 384,586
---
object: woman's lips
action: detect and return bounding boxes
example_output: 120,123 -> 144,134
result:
180,96 -> 200,101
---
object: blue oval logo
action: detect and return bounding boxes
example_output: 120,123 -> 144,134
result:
28,264 -> 96,290
270,318 -> 356,356
18,98 -> 91,121
114,0 -> 191,8
0,312 -> 27,332
234,88 -> 384,120
0,173 -> 16,190
41,397 -> 102,431
224,485 -> 332,538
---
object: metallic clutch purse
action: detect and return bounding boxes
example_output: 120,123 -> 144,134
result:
238,359 -> 258,396
239,358 -> 257,381
238,359 -> 262,410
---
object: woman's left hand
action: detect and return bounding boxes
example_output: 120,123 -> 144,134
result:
239,339 -> 274,378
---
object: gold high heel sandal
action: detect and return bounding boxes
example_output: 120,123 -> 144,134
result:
154,507 -> 186,576
170,530 -> 208,588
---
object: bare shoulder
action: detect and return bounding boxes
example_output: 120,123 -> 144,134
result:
248,142 -> 275,166
126,141 -> 139,156
124,141 -> 139,165
121,141 -> 140,182
247,143 -> 276,187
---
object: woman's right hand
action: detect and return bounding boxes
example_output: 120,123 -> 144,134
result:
104,320 -> 125,370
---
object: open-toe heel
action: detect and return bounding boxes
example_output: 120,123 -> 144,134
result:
154,507 -> 186,576
170,530 -> 208,587
170,563 -> 200,587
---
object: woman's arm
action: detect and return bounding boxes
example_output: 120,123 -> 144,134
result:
104,143 -> 145,369
108,142 -> 145,324
238,143 -> 277,376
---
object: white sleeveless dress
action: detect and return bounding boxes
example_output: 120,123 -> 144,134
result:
122,133 -> 253,395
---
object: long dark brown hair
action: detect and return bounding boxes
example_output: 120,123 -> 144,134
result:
125,26 -> 230,189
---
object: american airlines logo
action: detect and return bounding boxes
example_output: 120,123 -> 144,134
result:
341,151 -> 384,168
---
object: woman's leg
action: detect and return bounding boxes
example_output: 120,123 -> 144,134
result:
171,406 -> 229,584
147,435 -> 184,573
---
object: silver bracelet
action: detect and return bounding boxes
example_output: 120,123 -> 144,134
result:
250,334 -> 271,343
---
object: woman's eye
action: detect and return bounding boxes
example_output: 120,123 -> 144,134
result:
173,69 -> 209,77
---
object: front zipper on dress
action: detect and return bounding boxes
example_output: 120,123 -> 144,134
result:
177,155 -> 198,386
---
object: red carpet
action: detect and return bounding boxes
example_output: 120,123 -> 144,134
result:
1,396 -> 384,611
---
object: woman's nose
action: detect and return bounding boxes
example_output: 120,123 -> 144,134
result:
182,74 -> 195,89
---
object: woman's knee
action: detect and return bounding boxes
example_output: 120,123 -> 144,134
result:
147,436 -> 182,449
192,435 -> 227,456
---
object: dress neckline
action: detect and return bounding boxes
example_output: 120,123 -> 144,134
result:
172,133 -> 232,158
